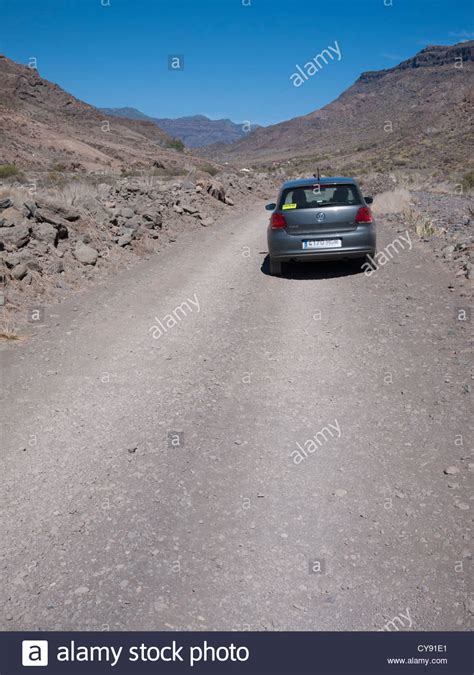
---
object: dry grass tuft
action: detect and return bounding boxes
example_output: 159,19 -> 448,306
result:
372,188 -> 412,215
0,310 -> 21,341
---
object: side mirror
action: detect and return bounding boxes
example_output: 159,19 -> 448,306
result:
265,203 -> 276,211
364,196 -> 373,204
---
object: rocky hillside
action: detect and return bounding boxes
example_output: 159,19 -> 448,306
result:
0,55 -> 217,174
101,108 -> 260,147
0,170 -> 275,331
205,42 -> 473,173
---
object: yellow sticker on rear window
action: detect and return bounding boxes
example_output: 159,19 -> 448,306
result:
282,203 -> 297,210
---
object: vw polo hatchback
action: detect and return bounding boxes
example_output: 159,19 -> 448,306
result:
266,177 -> 376,275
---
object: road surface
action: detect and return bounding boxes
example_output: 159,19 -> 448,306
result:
1,202 -> 472,631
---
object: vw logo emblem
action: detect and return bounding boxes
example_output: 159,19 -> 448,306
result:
316,212 -> 325,222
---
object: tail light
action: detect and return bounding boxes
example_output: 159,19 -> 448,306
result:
355,207 -> 373,223
270,213 -> 287,229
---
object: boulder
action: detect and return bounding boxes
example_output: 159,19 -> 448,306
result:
50,258 -> 64,274
0,198 -> 13,211
117,231 -> 134,247
32,222 -> 58,246
182,203 -> 199,215
35,198 -> 80,222
28,239 -> 49,256
0,206 -> 23,228
23,200 -> 37,218
79,196 -> 109,221
141,212 -> 163,229
19,252 -> 42,272
206,179 -> 226,202
120,207 -> 135,219
73,242 -> 98,265
4,252 -> 20,268
11,263 -> 28,280
123,215 -> 143,230
0,222 -> 31,248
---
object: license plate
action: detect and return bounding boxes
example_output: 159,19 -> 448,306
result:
302,239 -> 342,249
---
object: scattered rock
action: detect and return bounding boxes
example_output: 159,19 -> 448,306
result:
11,263 -> 27,280
117,231 -> 134,247
80,196 -> 108,220
23,200 -> 37,218
50,258 -> 64,274
0,206 -> 23,228
442,245 -> 455,258
19,251 -> 42,271
4,253 -> 21,268
444,466 -> 460,475
123,215 -> 142,230
0,198 -> 13,211
141,212 -> 162,229
0,222 -> 31,248
33,222 -> 58,246
28,240 -> 49,256
206,179 -> 226,202
35,198 -> 80,222
120,207 -> 134,219
333,489 -> 347,497
73,242 -> 99,265
182,203 -> 199,215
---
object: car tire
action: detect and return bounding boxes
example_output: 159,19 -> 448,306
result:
269,258 -> 283,276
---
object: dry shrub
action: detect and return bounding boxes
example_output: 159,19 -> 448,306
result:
372,188 -> 412,215
0,309 -> 20,340
47,181 -> 100,206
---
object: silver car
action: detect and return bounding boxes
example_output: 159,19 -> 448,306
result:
266,177 -> 376,275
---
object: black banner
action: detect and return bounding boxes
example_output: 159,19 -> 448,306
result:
1,631 -> 472,674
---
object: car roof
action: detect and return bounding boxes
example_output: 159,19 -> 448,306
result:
281,176 -> 357,189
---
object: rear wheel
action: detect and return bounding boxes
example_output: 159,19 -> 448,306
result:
358,250 -> 376,265
269,258 -> 283,276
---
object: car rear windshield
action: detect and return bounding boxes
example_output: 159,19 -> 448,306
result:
279,184 -> 361,210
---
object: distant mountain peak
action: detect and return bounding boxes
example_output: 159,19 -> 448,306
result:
100,108 -> 261,147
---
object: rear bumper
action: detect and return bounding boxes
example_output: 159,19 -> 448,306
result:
268,224 -> 376,262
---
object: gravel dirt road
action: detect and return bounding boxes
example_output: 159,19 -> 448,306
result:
1,202 -> 472,631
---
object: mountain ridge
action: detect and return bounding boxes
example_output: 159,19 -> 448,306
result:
100,107 -> 261,147
201,41 -> 474,172
0,55 -> 214,173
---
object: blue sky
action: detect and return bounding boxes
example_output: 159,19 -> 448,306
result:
1,0 -> 472,126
